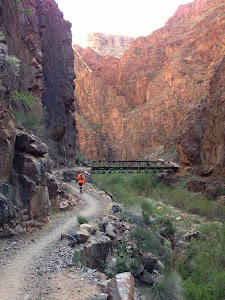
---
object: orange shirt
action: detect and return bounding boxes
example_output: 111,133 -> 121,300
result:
77,173 -> 85,184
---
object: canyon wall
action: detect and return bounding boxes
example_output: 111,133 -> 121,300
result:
1,0 -> 78,166
0,0 -> 77,230
176,56 -> 225,175
87,33 -> 135,58
74,0 -> 225,170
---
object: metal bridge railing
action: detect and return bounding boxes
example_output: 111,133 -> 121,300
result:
91,160 -> 179,174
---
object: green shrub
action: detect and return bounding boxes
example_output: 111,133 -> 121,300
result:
155,217 -> 176,237
141,199 -> 153,224
114,237 -> 140,274
13,110 -> 44,132
12,90 -> 33,106
10,0 -> 32,15
0,31 -> 4,41
12,90 -> 46,133
73,251 -> 81,268
75,151 -> 85,165
197,79 -> 203,84
93,173 -> 223,220
0,43 -> 7,51
6,55 -> 20,76
132,226 -> 172,264
177,222 -> 225,300
145,270 -> 184,300
77,215 -> 89,224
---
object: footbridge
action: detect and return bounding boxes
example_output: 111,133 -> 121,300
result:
90,160 -> 180,174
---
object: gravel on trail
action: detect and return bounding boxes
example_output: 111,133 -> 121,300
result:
0,182 -> 111,300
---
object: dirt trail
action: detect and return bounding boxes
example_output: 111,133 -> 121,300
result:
0,182 -> 110,300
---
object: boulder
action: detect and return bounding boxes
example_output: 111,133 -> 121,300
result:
105,223 -> 117,239
140,270 -> 154,285
107,272 -> 135,300
15,130 -> 48,156
132,264 -> 144,277
77,228 -> 91,243
80,223 -> 94,234
141,253 -> 157,273
75,232 -> 113,269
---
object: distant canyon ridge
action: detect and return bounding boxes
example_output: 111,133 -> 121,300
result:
87,33 -> 135,58
73,0 -> 225,175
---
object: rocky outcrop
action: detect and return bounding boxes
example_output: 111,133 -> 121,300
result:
1,0 -> 78,166
87,33 -> 135,58
76,233 -> 113,269
74,0 -> 225,164
176,56 -> 225,175
0,0 -> 78,230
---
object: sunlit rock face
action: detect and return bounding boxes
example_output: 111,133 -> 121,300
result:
2,0 -> 78,166
74,0 -> 225,168
87,33 -> 135,58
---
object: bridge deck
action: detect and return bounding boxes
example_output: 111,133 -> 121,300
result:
91,160 -> 179,174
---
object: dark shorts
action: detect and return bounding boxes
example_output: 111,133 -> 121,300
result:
79,183 -> 83,186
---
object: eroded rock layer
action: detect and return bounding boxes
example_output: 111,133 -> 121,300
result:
87,32 -> 135,58
74,0 -> 225,168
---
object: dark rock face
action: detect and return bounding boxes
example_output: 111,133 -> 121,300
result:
175,56 -> 225,174
0,0 -> 78,229
35,0 -> 78,166
1,0 -> 78,166
0,50 -> 16,183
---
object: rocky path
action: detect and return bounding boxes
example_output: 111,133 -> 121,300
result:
0,182 -> 110,300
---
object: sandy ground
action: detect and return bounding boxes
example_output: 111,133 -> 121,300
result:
0,182 -> 110,300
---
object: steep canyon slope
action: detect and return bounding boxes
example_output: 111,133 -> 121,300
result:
0,1 -> 77,230
74,0 -> 225,170
1,0 -> 77,166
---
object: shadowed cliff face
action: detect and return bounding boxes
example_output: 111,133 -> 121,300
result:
74,0 -> 225,164
0,0 -> 77,229
0,50 -> 16,183
1,0 -> 78,166
176,56 -> 225,175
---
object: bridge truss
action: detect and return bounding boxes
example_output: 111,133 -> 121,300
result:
91,160 -> 179,174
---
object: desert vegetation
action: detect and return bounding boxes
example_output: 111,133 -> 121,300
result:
12,90 -> 47,134
92,173 -> 225,300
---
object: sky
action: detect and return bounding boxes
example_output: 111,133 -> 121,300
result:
55,0 -> 193,47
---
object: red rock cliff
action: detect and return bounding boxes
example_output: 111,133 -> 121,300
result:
74,0 -> 225,162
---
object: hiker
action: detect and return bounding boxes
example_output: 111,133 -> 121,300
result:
77,172 -> 85,194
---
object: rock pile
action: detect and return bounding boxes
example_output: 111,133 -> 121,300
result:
59,203 -> 171,299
